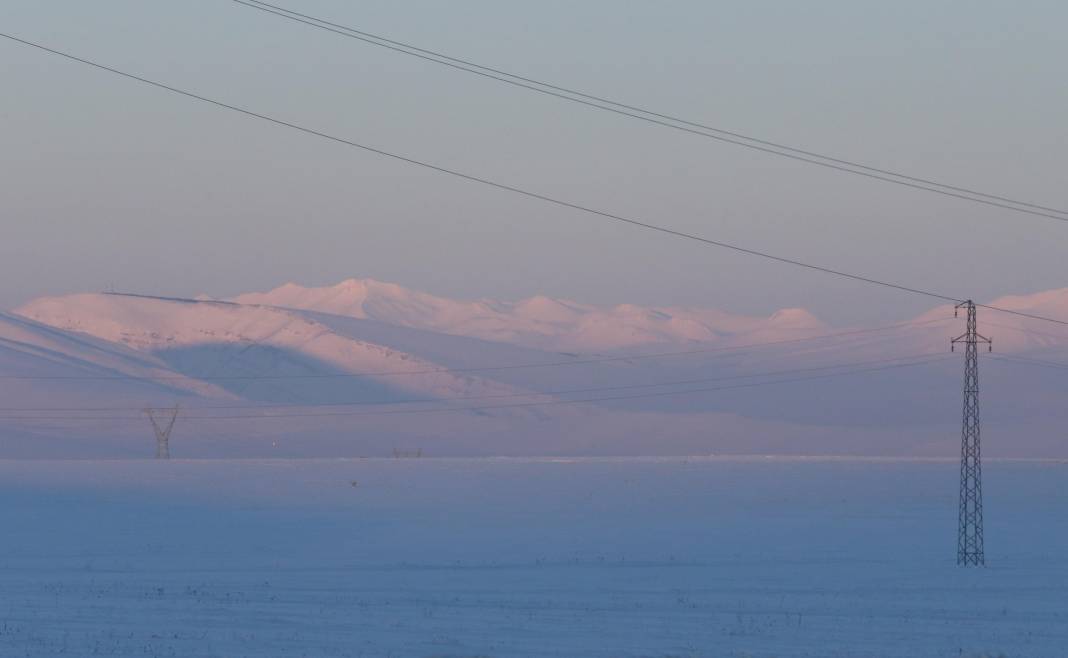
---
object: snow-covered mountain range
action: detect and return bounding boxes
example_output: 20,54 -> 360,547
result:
233,279 -> 828,351
4,279 -> 1067,458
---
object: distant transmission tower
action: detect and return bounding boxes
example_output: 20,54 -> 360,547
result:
951,301 -> 991,566
144,405 -> 180,460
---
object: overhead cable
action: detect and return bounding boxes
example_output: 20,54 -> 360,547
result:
3,33 -> 1067,327
230,0 -> 1068,223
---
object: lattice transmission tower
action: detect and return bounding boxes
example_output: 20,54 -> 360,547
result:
951,301 -> 991,566
144,405 -> 180,460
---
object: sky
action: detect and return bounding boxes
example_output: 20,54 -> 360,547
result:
2,0 -> 1066,325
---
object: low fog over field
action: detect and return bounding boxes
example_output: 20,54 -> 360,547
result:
1,457 -> 1065,657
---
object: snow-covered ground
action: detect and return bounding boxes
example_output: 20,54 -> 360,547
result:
0,457 -> 1065,657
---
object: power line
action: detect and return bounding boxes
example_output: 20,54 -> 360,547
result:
0,32 -> 951,302
0,355 -> 951,422
976,304 -> 1068,327
230,0 -> 1068,224
0,317 -> 949,382
985,353 -> 1068,372
0,33 -> 962,300
4,33 -> 1068,328
982,320 -> 1068,341
0,351 -> 944,413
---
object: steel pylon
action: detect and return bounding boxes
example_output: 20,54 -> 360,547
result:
145,405 -> 179,460
951,301 -> 990,566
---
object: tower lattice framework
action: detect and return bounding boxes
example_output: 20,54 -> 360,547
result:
952,301 -> 990,566
145,406 -> 179,460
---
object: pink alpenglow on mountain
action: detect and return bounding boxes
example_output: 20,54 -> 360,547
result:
233,279 -> 831,351
6,280 -> 1068,459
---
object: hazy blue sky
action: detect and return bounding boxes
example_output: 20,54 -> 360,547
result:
2,1 -> 1066,324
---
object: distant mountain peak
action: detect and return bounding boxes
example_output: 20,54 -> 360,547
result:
228,278 -> 838,351
768,307 -> 823,328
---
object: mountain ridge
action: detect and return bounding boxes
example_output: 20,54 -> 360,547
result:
4,280 -> 1068,459
232,278 -> 833,351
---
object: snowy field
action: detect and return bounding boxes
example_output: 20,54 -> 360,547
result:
0,457 -> 1065,657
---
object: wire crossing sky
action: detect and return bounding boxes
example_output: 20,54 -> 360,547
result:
230,0 -> 1068,224
4,32 -> 1067,329
1,1 -> 1065,324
